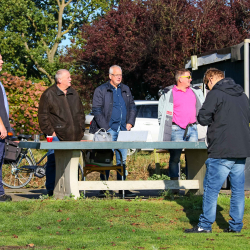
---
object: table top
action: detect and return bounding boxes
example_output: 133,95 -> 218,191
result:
19,141 -> 207,150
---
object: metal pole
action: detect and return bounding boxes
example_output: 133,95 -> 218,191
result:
244,39 -> 250,98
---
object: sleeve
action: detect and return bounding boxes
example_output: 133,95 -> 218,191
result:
92,87 -> 109,130
38,92 -> 54,136
158,94 -> 165,125
79,96 -> 85,132
126,88 -> 137,126
197,92 -> 219,126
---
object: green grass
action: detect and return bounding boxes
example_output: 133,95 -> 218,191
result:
0,194 -> 249,249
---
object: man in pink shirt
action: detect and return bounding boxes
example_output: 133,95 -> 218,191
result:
158,69 -> 204,182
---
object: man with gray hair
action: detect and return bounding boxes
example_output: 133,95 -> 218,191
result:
90,65 -> 137,197
38,69 -> 85,196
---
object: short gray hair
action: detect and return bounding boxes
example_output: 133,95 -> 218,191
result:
109,65 -> 122,74
55,69 -> 69,83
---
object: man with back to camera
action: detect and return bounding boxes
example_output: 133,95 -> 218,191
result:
185,68 -> 250,233
0,54 -> 12,202
89,65 -> 137,197
158,68 -> 204,185
38,69 -> 85,196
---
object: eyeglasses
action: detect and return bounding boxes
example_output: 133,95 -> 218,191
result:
205,84 -> 210,90
180,75 -> 192,79
111,74 -> 122,78
203,77 -> 210,90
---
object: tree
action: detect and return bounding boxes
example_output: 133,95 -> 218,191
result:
64,0 -> 250,101
0,73 -> 47,135
0,0 -> 114,84
191,0 -> 246,55
64,0 -> 195,100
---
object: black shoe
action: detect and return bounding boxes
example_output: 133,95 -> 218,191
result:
184,226 -> 212,233
98,190 -> 114,197
224,228 -> 241,233
119,190 -> 136,197
47,190 -> 53,197
0,194 -> 12,202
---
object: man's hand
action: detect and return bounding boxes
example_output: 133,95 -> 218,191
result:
0,124 -> 7,139
126,123 -> 132,131
52,132 -> 56,137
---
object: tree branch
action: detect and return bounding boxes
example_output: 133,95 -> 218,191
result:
22,33 -> 54,84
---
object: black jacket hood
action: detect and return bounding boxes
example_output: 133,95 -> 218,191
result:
213,77 -> 243,96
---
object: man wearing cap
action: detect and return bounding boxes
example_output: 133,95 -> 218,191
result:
158,68 -> 204,183
0,54 -> 12,202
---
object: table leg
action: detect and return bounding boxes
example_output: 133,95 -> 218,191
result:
185,149 -> 207,194
54,150 -> 80,199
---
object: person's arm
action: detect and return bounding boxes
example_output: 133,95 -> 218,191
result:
38,92 -> 55,136
0,117 -> 7,139
158,94 -> 165,125
92,87 -> 109,130
197,91 -> 220,126
79,96 -> 85,133
126,88 -> 137,128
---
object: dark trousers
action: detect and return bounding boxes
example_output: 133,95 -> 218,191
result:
0,139 -> 5,195
46,136 -> 59,191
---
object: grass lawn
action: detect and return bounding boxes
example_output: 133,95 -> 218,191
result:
0,194 -> 249,249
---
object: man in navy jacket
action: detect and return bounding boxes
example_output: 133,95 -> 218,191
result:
90,65 -> 136,196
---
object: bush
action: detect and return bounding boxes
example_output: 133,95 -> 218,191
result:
0,72 -> 47,135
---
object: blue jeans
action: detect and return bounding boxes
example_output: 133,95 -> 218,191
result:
169,124 -> 198,178
198,158 -> 245,231
46,136 -> 60,191
100,128 -> 127,181
0,139 -> 5,196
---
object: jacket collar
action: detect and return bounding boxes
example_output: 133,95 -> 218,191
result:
54,83 -> 73,96
106,80 -> 126,92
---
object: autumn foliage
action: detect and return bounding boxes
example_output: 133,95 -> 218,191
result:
63,0 -> 250,100
0,73 -> 47,135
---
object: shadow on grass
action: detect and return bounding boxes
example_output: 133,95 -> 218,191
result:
162,191 -> 228,230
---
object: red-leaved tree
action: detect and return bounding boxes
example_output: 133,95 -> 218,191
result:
0,73 -> 47,135
63,0 -> 250,101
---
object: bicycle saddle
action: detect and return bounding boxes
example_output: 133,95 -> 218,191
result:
18,134 -> 33,140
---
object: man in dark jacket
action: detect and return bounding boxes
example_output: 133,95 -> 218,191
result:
38,69 -> 85,196
185,68 -> 250,234
89,65 -> 137,197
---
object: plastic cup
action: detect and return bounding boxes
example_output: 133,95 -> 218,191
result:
46,136 -> 53,142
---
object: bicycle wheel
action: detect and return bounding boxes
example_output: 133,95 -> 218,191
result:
2,155 -> 33,188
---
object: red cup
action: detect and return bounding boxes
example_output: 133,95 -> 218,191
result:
46,136 -> 53,142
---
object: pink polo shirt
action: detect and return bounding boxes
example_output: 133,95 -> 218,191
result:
172,86 -> 196,129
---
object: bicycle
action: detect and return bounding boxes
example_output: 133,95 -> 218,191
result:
2,134 -> 84,189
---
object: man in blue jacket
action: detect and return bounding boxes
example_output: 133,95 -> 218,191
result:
185,68 -> 250,233
90,65 -> 137,197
